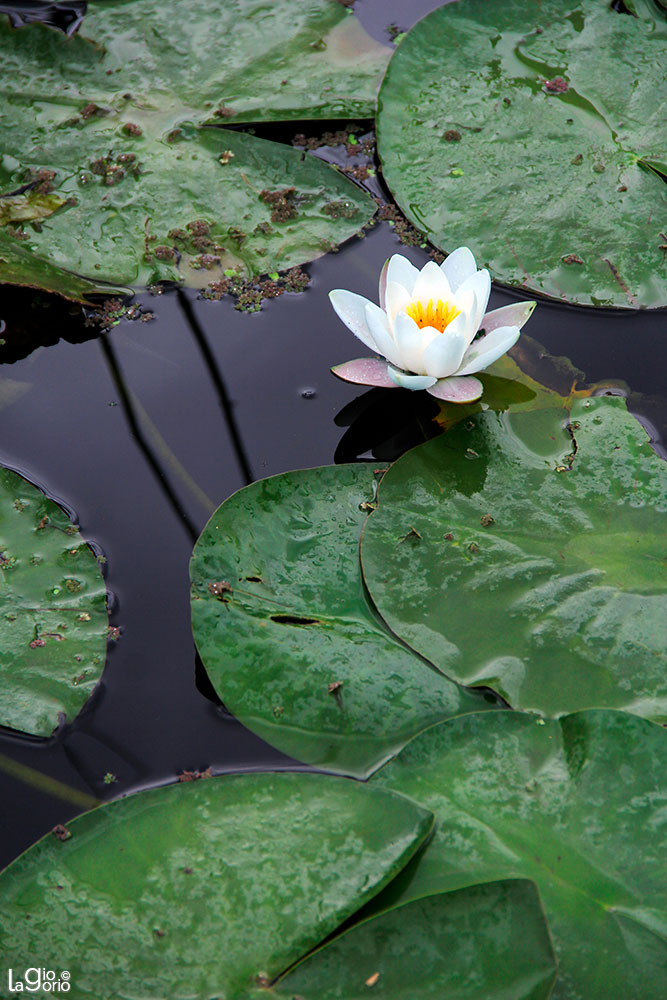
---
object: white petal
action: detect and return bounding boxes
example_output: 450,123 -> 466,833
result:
446,289 -> 477,343
387,365 -> 437,390
481,300 -> 536,333
455,325 -> 521,376
456,269 -> 491,342
386,254 -> 420,295
426,375 -> 484,402
385,280 -> 412,323
329,289 -> 378,352
421,326 -> 468,379
378,258 -> 389,311
470,290 -> 486,346
393,311 -> 432,373
365,302 -> 402,367
439,246 -> 477,293
411,260 -> 452,304
453,287 -> 476,313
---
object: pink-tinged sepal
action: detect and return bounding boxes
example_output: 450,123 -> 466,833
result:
481,300 -> 536,334
426,375 -> 483,402
331,358 -> 397,388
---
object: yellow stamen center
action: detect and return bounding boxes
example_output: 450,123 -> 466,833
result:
405,298 -> 460,333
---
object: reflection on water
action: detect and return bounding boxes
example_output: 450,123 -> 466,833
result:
334,386 -> 441,463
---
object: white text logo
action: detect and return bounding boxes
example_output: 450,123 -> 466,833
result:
8,968 -> 71,993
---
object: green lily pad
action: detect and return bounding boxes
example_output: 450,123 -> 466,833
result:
0,467 -> 108,737
369,710 -> 667,1000
190,464 -> 497,779
0,0 -> 383,293
376,0 -> 667,308
361,396 -> 667,720
0,232 -> 122,302
4,0 -> 389,125
260,880 -> 557,1000
0,772 -> 433,999
0,117 -> 374,293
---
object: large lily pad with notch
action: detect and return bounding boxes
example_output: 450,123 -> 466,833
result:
0,0 -> 383,294
1,0 -> 389,124
257,879 -> 556,1000
0,115 -> 374,293
0,467 -> 108,737
369,709 -> 667,1000
190,464 -> 497,779
361,396 -> 667,720
376,0 -> 667,308
0,772 -> 433,999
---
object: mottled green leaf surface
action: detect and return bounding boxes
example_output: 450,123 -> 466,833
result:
0,230 -> 120,301
376,0 -> 667,308
369,710 -> 667,1000
261,880 -> 556,1000
190,464 -> 496,779
3,0 -> 389,124
361,396 -> 667,720
0,468 -> 107,737
0,0 -> 383,292
0,122 -> 373,290
0,773 -> 433,1000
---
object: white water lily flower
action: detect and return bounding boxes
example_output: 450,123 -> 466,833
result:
329,248 -> 536,402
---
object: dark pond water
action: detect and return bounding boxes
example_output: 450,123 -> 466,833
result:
0,0 -> 665,870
